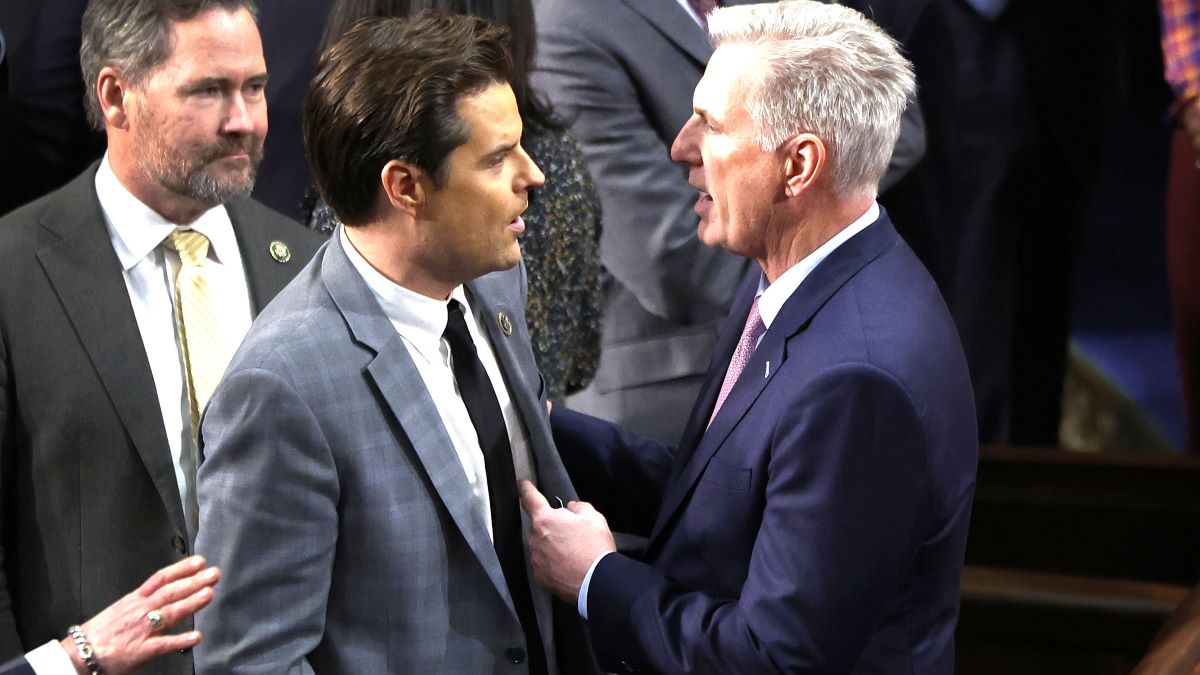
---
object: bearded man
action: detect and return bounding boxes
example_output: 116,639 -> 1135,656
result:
0,0 -> 320,672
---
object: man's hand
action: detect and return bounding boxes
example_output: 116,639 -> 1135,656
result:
60,556 -> 220,675
518,480 -> 616,603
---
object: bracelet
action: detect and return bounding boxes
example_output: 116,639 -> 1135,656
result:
67,625 -> 103,675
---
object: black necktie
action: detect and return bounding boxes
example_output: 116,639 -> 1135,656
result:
444,300 -> 547,675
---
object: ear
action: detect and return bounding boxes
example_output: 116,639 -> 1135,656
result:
782,132 -> 826,198
96,66 -> 130,129
379,159 -> 426,217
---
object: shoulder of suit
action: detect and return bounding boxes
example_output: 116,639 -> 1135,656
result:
0,166 -> 100,249
226,198 -> 324,253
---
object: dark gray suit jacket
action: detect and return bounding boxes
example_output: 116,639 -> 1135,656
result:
194,233 -> 598,674
532,0 -> 924,444
0,164 -> 322,673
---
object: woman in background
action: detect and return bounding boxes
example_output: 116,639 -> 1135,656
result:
310,0 -> 602,402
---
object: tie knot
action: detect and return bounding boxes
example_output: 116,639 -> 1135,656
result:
444,299 -> 474,348
168,230 -> 211,267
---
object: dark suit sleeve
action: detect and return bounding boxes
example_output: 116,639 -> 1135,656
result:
0,655 -> 32,675
550,407 -> 674,536
531,9 -> 749,322
0,317 -> 24,658
586,364 -> 930,674
193,367 -> 332,675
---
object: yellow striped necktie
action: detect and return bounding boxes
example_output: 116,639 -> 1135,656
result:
167,230 -> 233,435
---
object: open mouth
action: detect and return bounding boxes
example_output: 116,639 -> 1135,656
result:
695,192 -> 714,214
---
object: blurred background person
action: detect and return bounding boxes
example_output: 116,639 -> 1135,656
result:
313,0 -> 602,402
1161,0 -> 1200,454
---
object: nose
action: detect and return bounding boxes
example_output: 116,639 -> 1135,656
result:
519,145 -> 546,191
670,116 -> 701,165
223,93 -> 258,135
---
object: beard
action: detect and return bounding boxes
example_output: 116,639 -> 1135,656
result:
143,135 -> 263,206
135,109 -> 264,207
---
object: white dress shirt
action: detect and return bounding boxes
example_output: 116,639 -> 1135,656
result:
26,157 -> 256,675
577,202 -> 881,618
340,227 -> 535,541
94,155 -> 253,537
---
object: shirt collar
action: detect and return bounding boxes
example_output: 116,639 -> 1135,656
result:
757,200 -> 880,328
339,226 -> 469,360
95,154 -> 236,271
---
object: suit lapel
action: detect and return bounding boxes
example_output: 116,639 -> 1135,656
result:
646,213 -> 902,550
34,166 -> 187,535
466,269 -> 575,652
227,200 -> 301,314
621,0 -> 713,67
321,231 -> 516,616
672,272 -> 761,459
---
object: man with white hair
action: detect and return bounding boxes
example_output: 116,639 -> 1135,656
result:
519,2 -> 977,672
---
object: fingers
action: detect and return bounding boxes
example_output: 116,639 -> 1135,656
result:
138,556 -> 206,597
149,565 -> 220,610
155,583 -> 217,631
140,630 -> 203,660
566,500 -> 595,516
518,480 -> 551,517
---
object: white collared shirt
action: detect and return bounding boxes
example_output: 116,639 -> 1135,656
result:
94,154 -> 254,535
339,227 -> 535,542
756,201 -> 880,330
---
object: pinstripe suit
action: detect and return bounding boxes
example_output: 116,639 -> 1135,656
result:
193,232 -> 596,674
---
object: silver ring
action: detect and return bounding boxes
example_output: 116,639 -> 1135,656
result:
146,610 -> 166,632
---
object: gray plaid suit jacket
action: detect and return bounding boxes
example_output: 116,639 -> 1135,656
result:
193,232 -> 597,674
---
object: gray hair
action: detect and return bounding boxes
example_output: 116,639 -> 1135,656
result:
707,0 -> 915,197
80,0 -> 259,129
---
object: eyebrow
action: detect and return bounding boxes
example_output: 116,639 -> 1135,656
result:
480,141 -> 519,166
695,106 -> 717,126
181,73 -> 270,92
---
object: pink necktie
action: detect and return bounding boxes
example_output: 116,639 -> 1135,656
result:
709,297 -> 767,427
689,0 -> 720,27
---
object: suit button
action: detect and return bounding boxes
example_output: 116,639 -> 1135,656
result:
171,536 -> 187,555
505,646 -> 526,664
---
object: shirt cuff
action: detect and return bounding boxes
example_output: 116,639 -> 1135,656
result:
578,551 -> 614,620
26,639 -> 77,675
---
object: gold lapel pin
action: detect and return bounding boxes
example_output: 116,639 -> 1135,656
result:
497,311 -> 513,336
269,240 -> 291,263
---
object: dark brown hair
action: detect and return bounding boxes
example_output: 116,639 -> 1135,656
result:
303,12 -> 512,225
318,0 -> 557,130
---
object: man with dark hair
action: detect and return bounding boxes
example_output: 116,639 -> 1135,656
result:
0,0 -> 321,671
193,13 -> 597,674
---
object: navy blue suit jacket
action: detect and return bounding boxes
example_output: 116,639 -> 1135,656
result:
0,656 -> 31,675
552,211 -> 978,673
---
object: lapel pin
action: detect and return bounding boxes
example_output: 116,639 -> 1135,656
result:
269,240 -> 291,263
497,311 -> 513,336
765,361 -> 771,378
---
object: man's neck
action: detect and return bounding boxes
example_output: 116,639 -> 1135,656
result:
107,147 -> 210,225
344,222 -> 455,301
757,192 -> 875,283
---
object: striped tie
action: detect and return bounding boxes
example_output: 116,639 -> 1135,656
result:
167,230 -> 232,435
